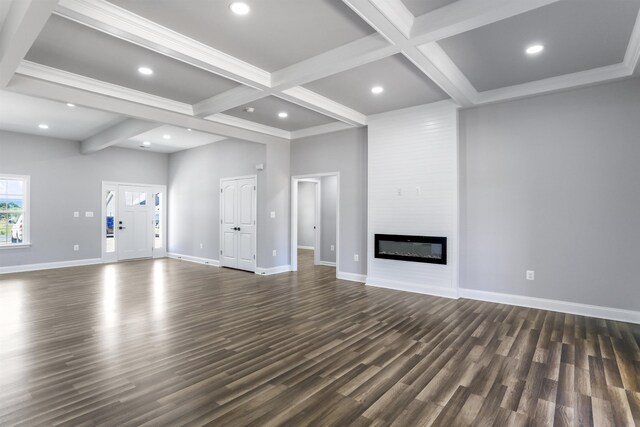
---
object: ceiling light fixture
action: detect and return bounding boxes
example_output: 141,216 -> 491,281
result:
371,86 -> 384,94
244,107 -> 255,113
525,44 -> 544,55
187,128 -> 192,132
66,103 -> 76,108
278,112 -> 288,118
163,134 -> 171,139
138,66 -> 154,75
229,2 -> 250,15
143,141 -> 151,146
38,124 -> 49,129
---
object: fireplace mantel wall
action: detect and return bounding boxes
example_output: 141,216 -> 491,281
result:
366,101 -> 459,298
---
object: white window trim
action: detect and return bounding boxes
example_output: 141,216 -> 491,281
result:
0,174 -> 30,248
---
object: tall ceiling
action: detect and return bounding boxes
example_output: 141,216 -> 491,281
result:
0,0 -> 638,153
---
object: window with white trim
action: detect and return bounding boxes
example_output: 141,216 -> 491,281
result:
0,175 -> 30,246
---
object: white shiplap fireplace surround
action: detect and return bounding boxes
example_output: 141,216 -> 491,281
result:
367,101 -> 460,298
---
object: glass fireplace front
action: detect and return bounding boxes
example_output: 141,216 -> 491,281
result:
374,234 -> 447,265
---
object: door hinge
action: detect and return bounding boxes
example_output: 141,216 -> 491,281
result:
254,186 -> 256,190
253,254 -> 255,260
220,188 -> 223,193
220,250 -> 223,255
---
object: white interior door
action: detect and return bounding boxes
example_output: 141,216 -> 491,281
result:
220,177 -> 256,272
118,186 -> 153,260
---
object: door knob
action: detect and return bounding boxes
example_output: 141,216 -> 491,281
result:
119,226 -> 126,230
237,227 -> 241,231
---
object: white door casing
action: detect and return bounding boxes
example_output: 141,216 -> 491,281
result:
220,176 -> 256,272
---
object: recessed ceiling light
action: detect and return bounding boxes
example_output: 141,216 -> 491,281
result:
143,141 -> 151,146
526,44 -> 544,55
138,66 -> 153,75
244,107 -> 255,113
38,124 -> 49,129
278,112 -> 288,118
371,86 -> 384,94
187,128 -> 192,132
229,2 -> 250,15
66,103 -> 76,107
163,134 -> 171,139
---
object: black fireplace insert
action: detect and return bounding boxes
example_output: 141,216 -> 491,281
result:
374,234 -> 447,265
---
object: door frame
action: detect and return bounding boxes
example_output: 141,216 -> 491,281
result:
219,174 -> 258,272
291,172 -> 340,274
296,178 -> 321,265
101,181 -> 167,263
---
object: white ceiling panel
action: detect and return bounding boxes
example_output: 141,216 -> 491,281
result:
438,0 -> 640,92
118,125 -> 227,153
402,0 -> 460,17
106,0 -> 375,72
223,96 -> 337,131
0,90 -> 123,141
304,54 -> 449,115
25,15 -> 240,104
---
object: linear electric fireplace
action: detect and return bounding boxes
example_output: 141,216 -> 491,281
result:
375,234 -> 447,265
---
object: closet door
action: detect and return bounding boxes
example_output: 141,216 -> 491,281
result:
220,177 -> 256,272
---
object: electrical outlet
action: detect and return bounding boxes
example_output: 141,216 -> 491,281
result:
200,243 -> 203,249
73,211 -> 79,218
272,249 -> 277,257
526,270 -> 535,281
397,188 -> 402,196
73,245 -> 79,251
354,254 -> 359,262
330,245 -> 335,251
270,211 -> 276,218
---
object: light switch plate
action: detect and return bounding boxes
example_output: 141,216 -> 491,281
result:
270,211 -> 276,218
73,211 -> 79,218
526,270 -> 535,280
85,211 -> 94,218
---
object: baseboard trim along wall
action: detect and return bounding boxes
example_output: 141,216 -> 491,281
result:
256,265 -> 292,276
337,271 -> 367,283
167,253 -> 220,267
459,288 -> 640,324
319,261 -> 336,267
0,258 -> 102,274
297,246 -> 314,250
366,277 -> 459,299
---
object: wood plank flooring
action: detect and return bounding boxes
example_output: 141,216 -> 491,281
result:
0,251 -> 638,426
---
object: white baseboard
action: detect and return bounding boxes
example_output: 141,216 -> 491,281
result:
0,258 -> 102,274
256,265 -> 291,276
337,271 -> 367,283
366,277 -> 459,299
459,288 -> 640,324
318,261 -> 336,267
297,246 -> 314,250
167,253 -> 220,267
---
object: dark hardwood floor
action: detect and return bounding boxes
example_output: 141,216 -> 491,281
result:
0,253 -> 638,426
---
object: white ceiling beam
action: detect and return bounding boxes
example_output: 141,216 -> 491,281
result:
0,0 -> 58,87
624,9 -> 640,73
81,118 -> 159,154
290,122 -> 355,140
271,33 -> 399,89
476,63 -> 632,106
342,0 -> 475,107
55,0 -> 271,88
410,0 -> 564,45
192,86 -> 267,118
7,75 -> 287,145
279,87 -> 367,126
205,114 -> 291,140
369,0 -> 414,39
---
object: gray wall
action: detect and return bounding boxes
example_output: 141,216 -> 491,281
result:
291,128 -> 367,276
0,131 -> 168,267
297,181 -> 316,248
320,175 -> 337,263
460,78 -> 640,311
168,138 -> 291,269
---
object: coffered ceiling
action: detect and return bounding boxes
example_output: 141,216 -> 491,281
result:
0,0 -> 638,153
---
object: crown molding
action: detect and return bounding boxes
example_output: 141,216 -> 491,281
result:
17,61 -> 194,115
476,63 -> 632,105
206,114 -> 291,140
290,122 -> 356,140
55,0 -> 271,88
280,87 -> 367,126
624,9 -> 640,73
369,0 -> 414,39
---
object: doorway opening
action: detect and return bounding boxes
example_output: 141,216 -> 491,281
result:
291,173 -> 339,274
219,175 -> 257,273
101,182 -> 167,263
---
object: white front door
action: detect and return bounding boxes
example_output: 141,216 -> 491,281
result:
117,185 -> 153,260
220,177 -> 256,272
